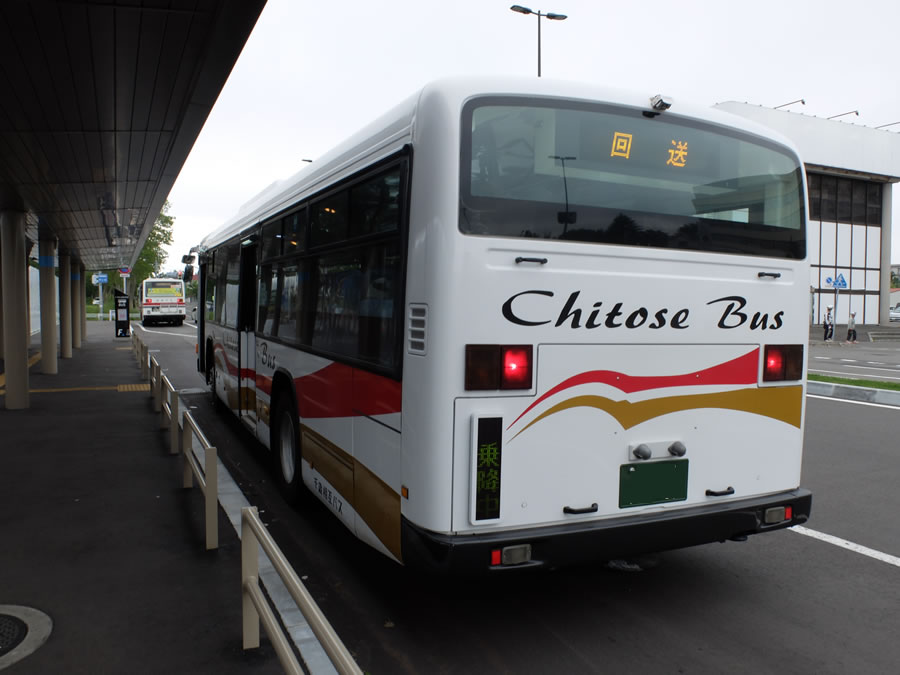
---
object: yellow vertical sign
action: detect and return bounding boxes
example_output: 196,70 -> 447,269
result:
667,140 -> 688,167
610,132 -> 633,159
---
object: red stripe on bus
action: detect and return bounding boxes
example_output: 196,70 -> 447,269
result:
508,348 -> 760,430
295,363 -> 401,419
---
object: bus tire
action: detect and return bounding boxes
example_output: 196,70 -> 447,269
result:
207,352 -> 221,411
175,318 -> 183,327
272,390 -> 302,504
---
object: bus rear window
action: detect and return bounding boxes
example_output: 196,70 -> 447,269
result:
460,99 -> 805,259
145,281 -> 184,297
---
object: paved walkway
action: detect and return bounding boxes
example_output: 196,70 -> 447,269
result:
0,321 -> 280,674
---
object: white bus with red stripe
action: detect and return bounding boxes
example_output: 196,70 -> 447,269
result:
140,277 -> 186,327
196,77 -> 811,572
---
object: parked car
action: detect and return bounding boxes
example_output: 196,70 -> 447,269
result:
890,305 -> 900,322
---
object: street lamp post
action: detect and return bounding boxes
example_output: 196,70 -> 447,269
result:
509,5 -> 567,77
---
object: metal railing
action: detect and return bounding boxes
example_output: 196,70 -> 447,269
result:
181,411 -> 218,550
150,355 -> 162,413
160,374 -> 180,454
241,506 -> 362,675
133,331 -> 358,672
133,331 -> 149,380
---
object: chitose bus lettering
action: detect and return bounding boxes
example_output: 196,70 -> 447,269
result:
196,78 -> 811,573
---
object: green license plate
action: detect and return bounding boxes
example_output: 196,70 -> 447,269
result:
619,459 -> 689,508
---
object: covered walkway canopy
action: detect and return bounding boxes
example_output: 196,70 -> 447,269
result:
0,0 -> 266,409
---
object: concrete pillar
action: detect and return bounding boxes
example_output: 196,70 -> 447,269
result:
1,210 -> 29,409
59,252 -> 72,359
0,240 -> 4,360
25,241 -> 33,345
39,238 -> 58,374
879,185 -> 893,325
80,263 -> 87,338
71,262 -> 82,349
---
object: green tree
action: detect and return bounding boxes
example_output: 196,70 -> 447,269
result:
131,201 -> 175,302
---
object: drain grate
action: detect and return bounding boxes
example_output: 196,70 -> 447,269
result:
0,614 -> 27,657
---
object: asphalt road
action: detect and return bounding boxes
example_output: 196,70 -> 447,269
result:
137,321 -> 900,674
808,341 -> 900,384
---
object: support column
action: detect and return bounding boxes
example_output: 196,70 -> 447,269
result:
71,262 -> 82,349
879,185 -> 893,325
80,263 -> 87,338
25,241 -> 33,345
0,241 -> 4,360
39,238 -> 58,374
1,210 -> 29,409
59,252 -> 72,359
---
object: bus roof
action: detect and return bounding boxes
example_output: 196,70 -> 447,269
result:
198,77 -> 801,253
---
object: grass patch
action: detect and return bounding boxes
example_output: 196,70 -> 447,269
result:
808,373 -> 900,392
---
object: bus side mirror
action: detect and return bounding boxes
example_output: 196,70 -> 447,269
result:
183,264 -> 194,282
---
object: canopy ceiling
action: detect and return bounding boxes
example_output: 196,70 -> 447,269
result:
0,0 -> 266,271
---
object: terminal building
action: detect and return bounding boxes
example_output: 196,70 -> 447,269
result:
715,102 -> 900,326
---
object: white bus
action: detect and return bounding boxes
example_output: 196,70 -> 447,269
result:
140,277 -> 186,326
196,78 -> 811,572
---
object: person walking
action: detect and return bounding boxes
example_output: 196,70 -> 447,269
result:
846,311 -> 858,343
824,305 -> 834,342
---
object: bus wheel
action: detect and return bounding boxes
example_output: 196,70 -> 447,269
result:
208,358 -> 221,410
273,393 -> 302,504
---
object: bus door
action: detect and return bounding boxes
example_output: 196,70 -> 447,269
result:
238,241 -> 258,430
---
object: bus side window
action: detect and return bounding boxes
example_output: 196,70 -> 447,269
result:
257,264 -> 276,335
311,192 -> 349,248
358,242 -> 400,367
278,264 -> 301,342
214,250 -> 228,324
223,244 -> 240,329
204,267 -> 216,322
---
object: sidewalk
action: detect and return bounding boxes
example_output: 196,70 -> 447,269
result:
808,321 -> 900,345
0,321 -> 280,674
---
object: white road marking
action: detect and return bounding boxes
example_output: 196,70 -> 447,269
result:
791,526 -> 900,569
807,394 -> 900,411
133,323 -> 194,339
809,368 -> 900,382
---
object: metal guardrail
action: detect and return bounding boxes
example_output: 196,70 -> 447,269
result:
133,330 -> 358,672
181,411 -> 218,550
150,356 -> 162,413
160,374 -> 180,454
241,506 -> 362,675
133,330 -> 149,380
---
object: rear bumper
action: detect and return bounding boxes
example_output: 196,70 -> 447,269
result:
401,488 -> 811,573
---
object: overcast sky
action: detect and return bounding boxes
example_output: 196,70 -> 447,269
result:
164,0 -> 900,268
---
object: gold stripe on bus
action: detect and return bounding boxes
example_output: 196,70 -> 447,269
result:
300,425 -> 402,561
302,427 -> 355,500
513,385 -> 804,438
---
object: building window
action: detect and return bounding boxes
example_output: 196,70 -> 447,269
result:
807,173 -> 884,325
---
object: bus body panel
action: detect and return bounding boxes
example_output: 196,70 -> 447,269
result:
440,241 -> 807,534
197,77 -> 810,570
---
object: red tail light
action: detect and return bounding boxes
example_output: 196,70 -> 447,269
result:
501,347 -> 532,389
763,345 -> 804,382
465,344 -> 533,390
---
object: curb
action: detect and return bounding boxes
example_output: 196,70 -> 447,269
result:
807,380 -> 900,407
